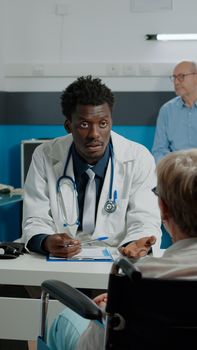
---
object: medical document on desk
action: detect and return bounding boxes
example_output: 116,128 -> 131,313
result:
47,246 -> 114,262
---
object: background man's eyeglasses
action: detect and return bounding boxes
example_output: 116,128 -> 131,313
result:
170,72 -> 197,83
152,187 -> 159,197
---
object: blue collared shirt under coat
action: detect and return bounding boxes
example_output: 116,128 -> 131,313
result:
152,96 -> 197,163
72,143 -> 110,230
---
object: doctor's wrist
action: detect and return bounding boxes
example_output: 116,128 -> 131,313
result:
42,235 -> 51,253
27,234 -> 49,255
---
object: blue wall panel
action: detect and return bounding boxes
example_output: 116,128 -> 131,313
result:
0,125 -> 65,186
0,125 -> 155,187
0,125 -> 64,241
112,125 -> 155,151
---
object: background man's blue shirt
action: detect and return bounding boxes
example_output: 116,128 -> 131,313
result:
152,96 -> 197,163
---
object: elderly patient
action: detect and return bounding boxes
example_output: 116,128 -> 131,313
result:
48,149 -> 197,350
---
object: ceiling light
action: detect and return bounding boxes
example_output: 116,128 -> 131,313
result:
146,34 -> 197,41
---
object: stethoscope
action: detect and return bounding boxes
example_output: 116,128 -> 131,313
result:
56,143 -> 117,227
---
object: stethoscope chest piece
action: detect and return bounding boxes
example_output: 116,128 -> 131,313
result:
104,199 -> 117,213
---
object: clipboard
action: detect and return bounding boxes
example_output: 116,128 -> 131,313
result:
47,247 -> 113,262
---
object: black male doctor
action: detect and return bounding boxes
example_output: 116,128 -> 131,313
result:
22,76 -> 161,259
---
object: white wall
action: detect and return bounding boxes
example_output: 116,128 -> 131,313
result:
1,0 -> 197,91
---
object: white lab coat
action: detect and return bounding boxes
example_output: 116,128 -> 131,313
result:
22,131 -> 161,252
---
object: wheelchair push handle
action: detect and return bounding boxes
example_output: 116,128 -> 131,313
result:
112,257 -> 142,281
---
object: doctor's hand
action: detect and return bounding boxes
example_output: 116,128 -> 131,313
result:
43,233 -> 81,258
119,235 -> 156,259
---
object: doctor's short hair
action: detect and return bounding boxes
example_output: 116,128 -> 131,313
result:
61,75 -> 114,120
156,149 -> 197,237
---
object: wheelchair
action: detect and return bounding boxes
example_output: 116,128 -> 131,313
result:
37,257 -> 197,350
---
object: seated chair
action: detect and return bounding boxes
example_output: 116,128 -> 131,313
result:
38,258 -> 197,350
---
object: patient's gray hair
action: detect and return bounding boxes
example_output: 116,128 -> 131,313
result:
157,149 -> 197,237
191,61 -> 197,72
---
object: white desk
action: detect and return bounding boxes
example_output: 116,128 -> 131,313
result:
0,253 -> 112,340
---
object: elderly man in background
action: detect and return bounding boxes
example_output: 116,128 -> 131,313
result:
152,60 -> 197,163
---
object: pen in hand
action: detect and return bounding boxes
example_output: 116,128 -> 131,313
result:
80,236 -> 109,246
64,236 -> 108,248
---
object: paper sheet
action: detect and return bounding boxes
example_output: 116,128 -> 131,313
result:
47,247 -> 113,262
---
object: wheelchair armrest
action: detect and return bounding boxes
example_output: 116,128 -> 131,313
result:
41,279 -> 102,321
